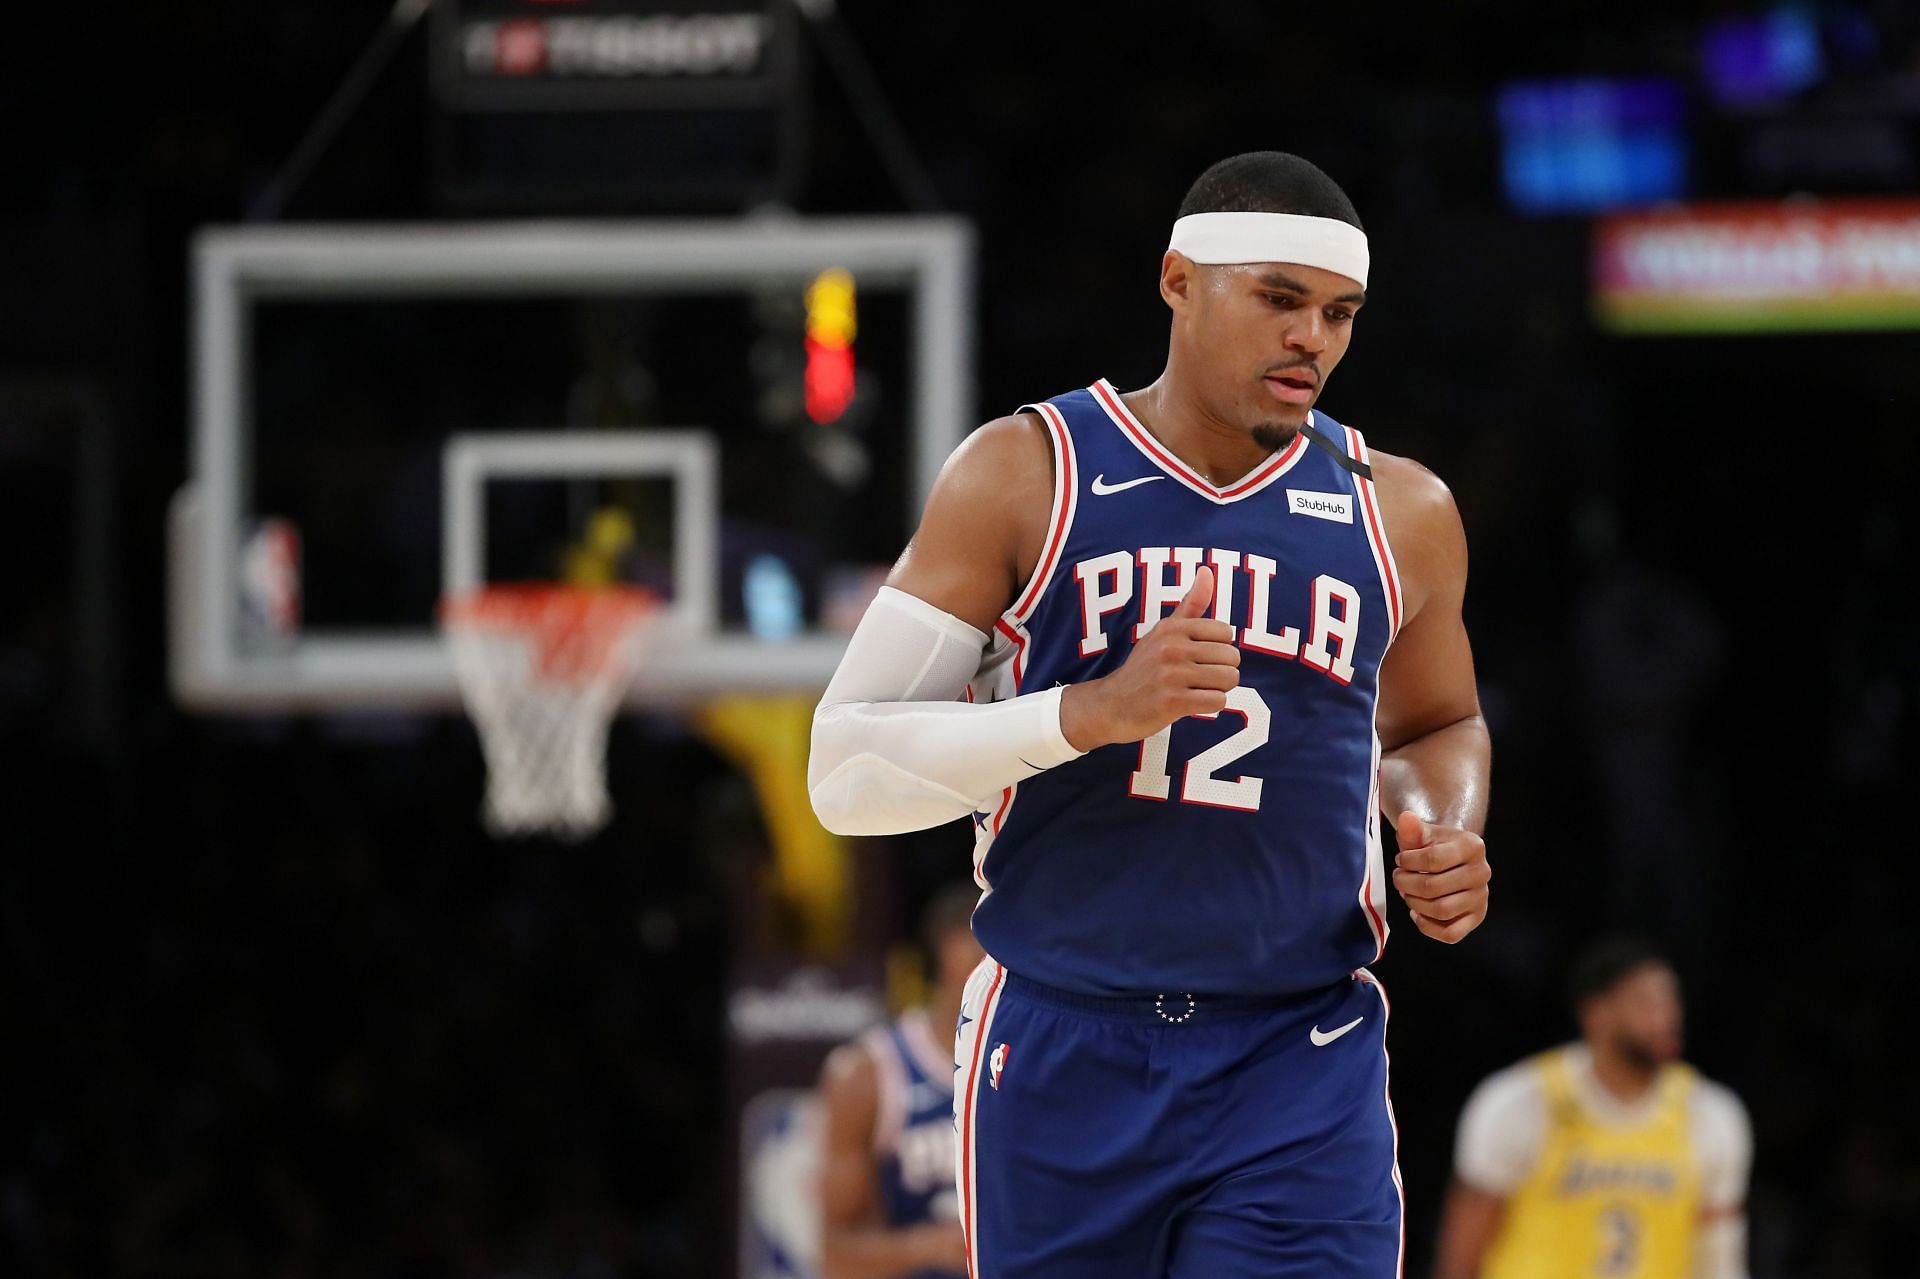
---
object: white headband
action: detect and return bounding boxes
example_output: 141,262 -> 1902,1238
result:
1168,212 -> 1369,289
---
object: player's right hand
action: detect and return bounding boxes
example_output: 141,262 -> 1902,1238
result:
1060,565 -> 1240,750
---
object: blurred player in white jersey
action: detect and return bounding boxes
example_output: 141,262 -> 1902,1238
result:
1433,938 -> 1752,1279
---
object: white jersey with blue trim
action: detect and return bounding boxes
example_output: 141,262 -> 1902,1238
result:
967,380 -> 1403,998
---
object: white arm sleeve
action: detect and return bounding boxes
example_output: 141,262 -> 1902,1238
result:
1453,1064 -> 1548,1195
808,587 -> 1086,836
1690,1080 -> 1753,1279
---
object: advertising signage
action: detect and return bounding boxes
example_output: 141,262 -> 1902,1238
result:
427,0 -> 802,206
433,0 -> 794,114
1595,200 -> 1920,334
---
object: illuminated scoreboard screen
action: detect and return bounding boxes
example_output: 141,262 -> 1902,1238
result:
429,0 -> 801,207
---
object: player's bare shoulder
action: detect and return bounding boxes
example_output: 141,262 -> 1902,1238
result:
1368,448 -> 1460,540
1367,446 -> 1467,621
937,411 -> 1055,515
888,411 -> 1055,632
818,1037 -> 881,1113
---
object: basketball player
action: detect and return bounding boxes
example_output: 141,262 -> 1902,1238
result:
809,151 -> 1493,1276
816,885 -> 983,1279
1432,939 -> 1752,1279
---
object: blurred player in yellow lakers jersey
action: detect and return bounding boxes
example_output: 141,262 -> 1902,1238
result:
1433,939 -> 1751,1279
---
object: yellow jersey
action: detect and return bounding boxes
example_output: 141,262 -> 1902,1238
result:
1480,1047 -> 1701,1279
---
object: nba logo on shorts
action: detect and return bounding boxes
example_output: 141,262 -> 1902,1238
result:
989,1042 -> 1011,1090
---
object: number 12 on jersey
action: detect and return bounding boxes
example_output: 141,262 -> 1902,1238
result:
1128,686 -> 1270,811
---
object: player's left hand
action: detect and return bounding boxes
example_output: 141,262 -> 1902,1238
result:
1390,811 -> 1489,944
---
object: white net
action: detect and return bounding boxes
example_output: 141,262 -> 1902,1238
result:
442,586 -> 657,840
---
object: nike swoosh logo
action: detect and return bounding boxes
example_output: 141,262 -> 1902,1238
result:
1309,1016 -> 1365,1047
1090,473 -> 1165,495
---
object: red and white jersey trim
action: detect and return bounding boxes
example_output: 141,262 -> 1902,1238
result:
971,403 -> 1079,893
954,959 -> 1008,1279
1007,401 -> 1079,625
1337,425 -> 1397,960
1345,425 -> 1404,640
1089,378 -> 1311,505
1354,968 -> 1407,1279
1359,730 -> 1390,959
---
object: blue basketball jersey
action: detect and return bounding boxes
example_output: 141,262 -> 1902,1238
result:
859,1009 -> 964,1277
968,379 -> 1403,998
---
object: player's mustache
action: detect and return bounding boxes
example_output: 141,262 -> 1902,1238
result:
1260,359 -> 1320,383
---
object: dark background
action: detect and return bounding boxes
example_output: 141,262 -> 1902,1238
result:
4,1 -> 1918,1276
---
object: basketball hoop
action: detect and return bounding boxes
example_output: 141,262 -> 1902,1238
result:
440,585 -> 659,840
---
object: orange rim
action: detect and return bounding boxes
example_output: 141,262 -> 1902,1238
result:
441,585 -> 659,683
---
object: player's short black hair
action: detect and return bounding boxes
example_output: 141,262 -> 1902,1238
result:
919,881 -> 978,958
1569,936 -> 1672,1008
1176,151 -> 1363,231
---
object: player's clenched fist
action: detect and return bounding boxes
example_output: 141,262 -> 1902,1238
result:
1059,566 -> 1240,751
1390,811 -> 1491,944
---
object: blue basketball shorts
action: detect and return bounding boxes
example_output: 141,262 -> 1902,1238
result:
951,959 -> 1403,1278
